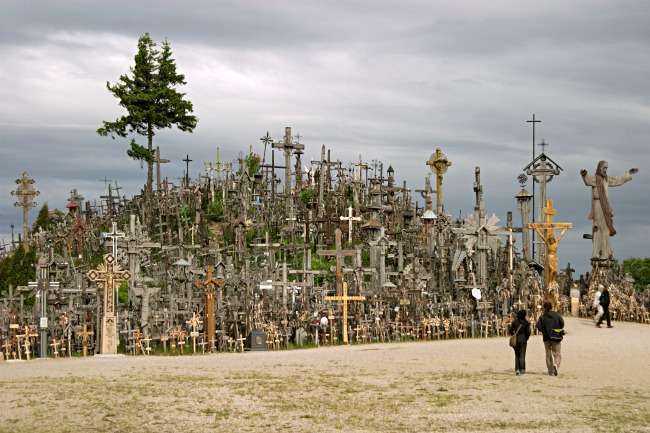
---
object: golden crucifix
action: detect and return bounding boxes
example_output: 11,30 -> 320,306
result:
528,199 -> 572,300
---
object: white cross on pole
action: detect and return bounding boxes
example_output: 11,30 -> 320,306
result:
103,221 -> 126,257
339,206 -> 361,244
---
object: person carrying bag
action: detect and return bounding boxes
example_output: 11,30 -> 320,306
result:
509,310 -> 531,375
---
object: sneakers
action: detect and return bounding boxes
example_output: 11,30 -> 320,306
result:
607,325 -> 614,328
516,370 -> 520,376
553,366 -> 558,376
596,324 -> 602,328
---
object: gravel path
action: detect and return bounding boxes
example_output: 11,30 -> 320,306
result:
1,317 -> 648,433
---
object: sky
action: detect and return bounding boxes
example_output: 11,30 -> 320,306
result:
0,0 -> 648,275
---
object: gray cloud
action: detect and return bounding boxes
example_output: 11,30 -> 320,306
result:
1,0 -> 649,274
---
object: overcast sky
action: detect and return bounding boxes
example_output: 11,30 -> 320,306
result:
1,0 -> 648,275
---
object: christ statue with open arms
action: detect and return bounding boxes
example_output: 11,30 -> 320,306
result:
580,161 -> 638,261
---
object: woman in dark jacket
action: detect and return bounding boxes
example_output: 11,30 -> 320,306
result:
509,309 -> 531,375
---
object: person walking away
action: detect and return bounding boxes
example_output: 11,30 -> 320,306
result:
509,309 -> 531,375
537,301 -> 565,376
593,285 -> 604,323
597,285 -> 613,328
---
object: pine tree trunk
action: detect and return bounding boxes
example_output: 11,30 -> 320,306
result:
146,122 -> 153,200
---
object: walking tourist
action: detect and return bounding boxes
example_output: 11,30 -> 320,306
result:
536,301 -> 565,376
509,309 -> 531,375
596,285 -> 613,328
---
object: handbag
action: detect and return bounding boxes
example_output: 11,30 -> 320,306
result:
509,324 -> 522,348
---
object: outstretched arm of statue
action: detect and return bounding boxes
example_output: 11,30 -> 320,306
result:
580,170 -> 596,186
608,169 -> 636,187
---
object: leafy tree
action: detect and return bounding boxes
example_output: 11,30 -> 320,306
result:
623,258 -> 650,291
32,203 -> 51,233
98,33 -> 197,200
206,197 -> 224,222
0,245 -> 36,294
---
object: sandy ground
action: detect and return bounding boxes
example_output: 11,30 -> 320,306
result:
0,317 -> 649,433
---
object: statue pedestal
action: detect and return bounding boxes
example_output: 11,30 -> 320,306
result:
101,314 -> 118,355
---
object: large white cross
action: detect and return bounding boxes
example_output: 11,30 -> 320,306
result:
339,206 -> 361,244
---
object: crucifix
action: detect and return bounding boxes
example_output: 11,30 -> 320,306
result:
77,324 -> 94,357
87,254 -> 131,354
426,148 -> 452,215
528,199 -> 572,294
339,206 -> 361,245
195,265 -> 225,351
11,172 -> 39,244
183,154 -> 193,188
325,281 -> 365,344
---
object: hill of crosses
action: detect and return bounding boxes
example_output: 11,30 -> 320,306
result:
1,123 -> 647,360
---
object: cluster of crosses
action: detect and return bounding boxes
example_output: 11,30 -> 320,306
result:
1,125 -> 647,360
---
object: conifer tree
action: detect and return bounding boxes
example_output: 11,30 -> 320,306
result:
97,33 -> 197,200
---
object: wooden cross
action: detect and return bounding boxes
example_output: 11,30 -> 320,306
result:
183,154 -> 193,187
528,199 -> 572,289
87,254 -> 130,354
195,265 -> 224,351
186,311 -> 203,353
77,324 -> 94,357
325,281 -> 365,344
339,206 -> 361,245
317,228 -> 356,295
155,147 -> 171,191
50,338 -> 61,358
20,325 -> 38,360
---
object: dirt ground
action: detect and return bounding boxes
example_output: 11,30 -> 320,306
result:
0,317 -> 648,433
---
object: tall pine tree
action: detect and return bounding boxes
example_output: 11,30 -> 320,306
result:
98,33 -> 197,200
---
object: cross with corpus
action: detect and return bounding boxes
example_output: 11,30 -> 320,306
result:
11,171 -> 40,243
528,199 -> 572,290
426,148 -> 452,215
317,228 -> 357,296
339,206 -> 361,245
325,281 -> 365,344
195,265 -> 225,351
87,254 -> 130,354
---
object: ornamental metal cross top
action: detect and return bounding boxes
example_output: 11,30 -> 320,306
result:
317,228 -> 356,294
325,281 -> 365,344
339,206 -> 361,244
11,172 -> 40,242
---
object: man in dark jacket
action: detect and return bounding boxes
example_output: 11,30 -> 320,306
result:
509,309 -> 531,375
596,285 -> 613,328
536,301 -> 565,376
